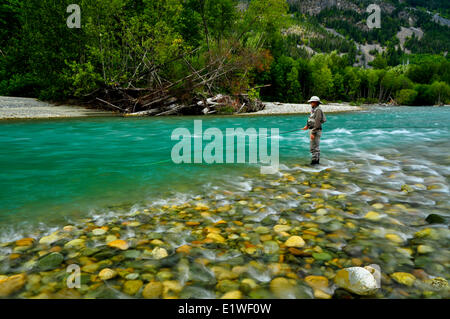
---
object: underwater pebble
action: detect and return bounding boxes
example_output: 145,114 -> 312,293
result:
221,290 -> 242,299
417,245 -> 434,254
92,228 -> 106,236
285,236 -> 305,248
142,281 -> 163,299
123,280 -> 143,295
107,240 -> 129,250
37,252 -> 64,271
0,274 -> 27,297
99,268 -> 117,281
364,211 -> 382,221
152,247 -> 168,260
334,267 -> 378,296
39,233 -> 60,245
391,272 -> 416,287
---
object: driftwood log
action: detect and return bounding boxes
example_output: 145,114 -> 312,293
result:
123,93 -> 265,117
82,43 -> 268,116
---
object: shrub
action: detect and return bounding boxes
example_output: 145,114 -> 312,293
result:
396,89 -> 418,105
217,106 -> 235,115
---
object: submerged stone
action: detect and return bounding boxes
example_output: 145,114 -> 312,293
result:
37,252 -> 64,271
312,252 -> 332,261
216,280 -> 240,293
425,277 -> 448,290
206,233 -> 225,243
285,236 -> 305,248
391,272 -> 416,287
425,214 -> 446,224
125,273 -> 140,280
15,238 -> 35,247
401,184 -> 414,193
98,268 -> 117,281
417,245 -> 434,254
0,274 -> 27,297
240,278 -> 258,292
304,276 -> 329,290
39,233 -> 60,245
64,239 -> 85,249
314,289 -> 332,299
107,240 -> 129,250
273,225 -> 291,233
142,281 -> 163,299
414,228 -> 438,239
385,233 -> 404,244
123,250 -> 141,259
371,203 -> 384,210
92,228 -> 106,236
176,245 -> 192,254
221,290 -> 242,299
263,241 -> 279,254
364,211 -> 382,221
334,267 -> 378,296
152,247 -> 168,260
123,280 -> 143,295
270,277 -> 296,298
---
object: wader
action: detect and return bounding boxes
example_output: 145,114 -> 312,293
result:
307,106 -> 325,164
310,130 -> 321,163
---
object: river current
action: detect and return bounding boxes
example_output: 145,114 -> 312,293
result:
0,106 -> 448,299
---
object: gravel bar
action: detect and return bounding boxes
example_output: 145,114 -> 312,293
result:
0,96 -> 114,119
242,102 -> 362,115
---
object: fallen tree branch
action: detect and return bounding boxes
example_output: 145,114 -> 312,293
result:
96,98 -> 127,112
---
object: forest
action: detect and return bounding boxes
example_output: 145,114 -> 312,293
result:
0,0 -> 449,111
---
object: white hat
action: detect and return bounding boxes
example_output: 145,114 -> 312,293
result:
307,96 -> 321,104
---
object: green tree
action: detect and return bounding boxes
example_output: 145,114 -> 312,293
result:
332,72 -> 345,100
65,0 -> 186,95
243,0 -> 289,39
206,0 -> 237,45
366,69 -> 380,100
370,54 -> 388,69
311,66 -> 333,99
343,67 -> 361,100
428,81 -> 450,105
396,89 -> 418,105
286,66 -> 302,102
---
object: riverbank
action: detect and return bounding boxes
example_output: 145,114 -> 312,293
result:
0,96 -> 114,119
0,96 -> 364,119
242,102 -> 363,115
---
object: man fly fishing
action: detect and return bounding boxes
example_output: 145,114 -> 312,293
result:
302,96 -> 326,165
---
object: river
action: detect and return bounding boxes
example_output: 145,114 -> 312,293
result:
0,106 -> 448,298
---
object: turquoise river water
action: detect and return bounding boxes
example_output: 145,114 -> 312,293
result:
0,106 -> 448,299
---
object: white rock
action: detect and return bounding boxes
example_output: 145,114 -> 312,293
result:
152,247 -> 168,260
92,228 -> 106,236
334,267 -> 379,296
39,232 -> 60,245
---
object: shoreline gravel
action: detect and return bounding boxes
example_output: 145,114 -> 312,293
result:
0,96 -> 363,120
0,96 -> 114,120
242,102 -> 363,115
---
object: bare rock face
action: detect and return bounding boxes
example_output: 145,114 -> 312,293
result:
287,0 -> 397,16
287,0 -> 361,16
397,26 -> 424,50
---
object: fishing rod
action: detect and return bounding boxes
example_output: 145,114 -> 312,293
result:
279,128 -> 304,134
